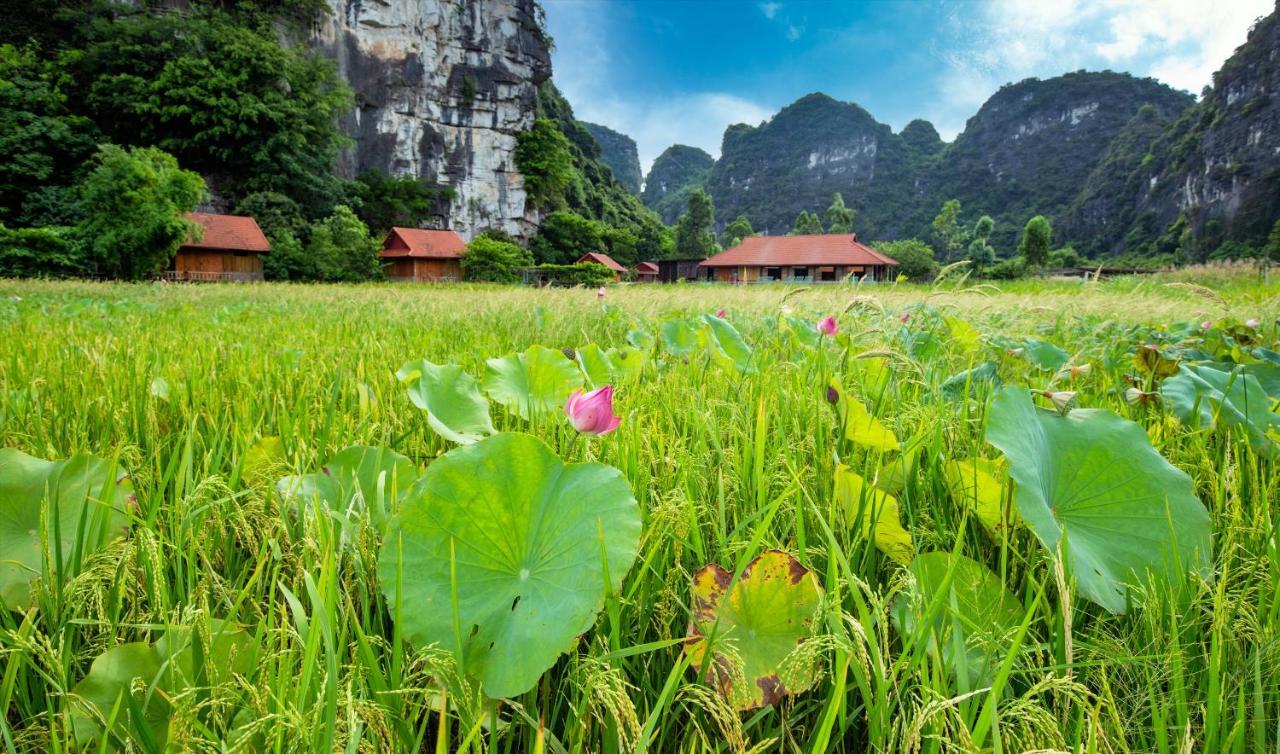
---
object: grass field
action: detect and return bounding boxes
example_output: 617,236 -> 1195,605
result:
1,270 -> 1279,753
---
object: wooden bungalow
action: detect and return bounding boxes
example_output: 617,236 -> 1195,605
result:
381,227 -> 467,282
699,233 -> 898,283
166,213 -> 270,281
635,261 -> 659,282
656,258 -> 710,283
575,252 -> 628,282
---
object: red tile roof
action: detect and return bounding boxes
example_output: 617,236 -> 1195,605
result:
635,261 -> 659,274
380,227 -> 467,259
576,252 -> 628,273
182,213 -> 271,253
700,234 -> 898,268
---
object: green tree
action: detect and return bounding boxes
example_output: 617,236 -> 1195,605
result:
967,215 -> 996,275
674,187 -> 718,258
876,238 -> 937,281
530,210 -> 605,265
1265,217 -> 1280,262
1018,215 -> 1053,268
0,223 -> 82,277
351,169 -> 447,236
461,235 -> 533,283
235,191 -> 307,242
721,214 -> 754,248
515,118 -> 576,210
0,44 -> 97,224
790,210 -> 824,236
824,192 -> 856,234
305,205 -> 382,282
75,144 -> 204,280
262,229 -> 308,281
68,12 -> 352,208
931,199 -> 968,262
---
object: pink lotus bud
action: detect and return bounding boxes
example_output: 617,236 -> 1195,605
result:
597,287 -> 606,299
1142,343 -> 1160,351
1246,318 -> 1260,328
816,316 -> 838,336
1201,320 -> 1213,330
565,386 -> 621,436
899,312 -> 910,323
716,309 -> 726,318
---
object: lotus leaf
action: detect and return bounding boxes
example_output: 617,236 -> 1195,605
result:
482,345 -> 583,421
626,327 -> 655,351
891,552 -> 1024,686
834,463 -> 913,564
1162,364 -> 1280,457
660,318 -> 702,357
398,358 -> 495,444
703,314 -> 755,373
69,620 -> 258,748
1134,346 -> 1180,378
851,356 -> 893,397
1206,361 -> 1280,400
986,387 -> 1212,613
241,435 -> 285,486
942,457 -> 1017,534
941,362 -> 1001,398
575,344 -> 648,388
685,550 -> 823,709
0,449 -> 132,610
1021,338 -> 1070,372
830,381 -> 899,451
379,433 -> 640,699
277,446 -> 419,536
944,316 -> 981,353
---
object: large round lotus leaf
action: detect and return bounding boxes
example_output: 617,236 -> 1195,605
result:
985,387 -> 1212,614
834,464 -> 913,565
941,362 -> 1001,399
482,345 -> 583,421
830,381 -> 899,451
0,449 -> 132,610
1020,339 -> 1069,372
575,344 -> 648,388
70,620 -> 257,748
378,432 -> 640,699
397,358 -> 495,444
684,550 -> 823,710
891,552 -> 1024,686
703,314 -> 755,373
277,446 -> 418,536
1162,364 -> 1280,458
942,457 -> 1018,534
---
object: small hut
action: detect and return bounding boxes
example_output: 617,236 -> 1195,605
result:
167,213 -> 270,281
575,252 -> 627,282
381,227 -> 467,282
635,261 -> 659,282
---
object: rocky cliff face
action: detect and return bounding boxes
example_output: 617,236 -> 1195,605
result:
641,145 -> 715,224
312,0 -> 551,240
581,122 -> 642,195
1069,3 -> 1280,255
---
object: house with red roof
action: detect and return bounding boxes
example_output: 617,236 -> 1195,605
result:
381,227 -> 467,282
168,213 -> 271,281
699,233 -> 898,283
575,252 -> 628,281
635,261 -> 659,282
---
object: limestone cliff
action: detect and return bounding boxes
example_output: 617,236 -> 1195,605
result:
312,0 -> 551,240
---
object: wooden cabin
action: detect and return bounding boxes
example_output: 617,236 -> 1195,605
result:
575,252 -> 628,282
657,258 -> 710,283
381,227 -> 466,282
699,233 -> 899,283
635,261 -> 659,282
167,213 -> 270,281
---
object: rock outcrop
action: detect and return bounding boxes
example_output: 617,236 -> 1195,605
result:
581,122 -> 642,195
641,144 -> 715,224
313,0 -> 551,240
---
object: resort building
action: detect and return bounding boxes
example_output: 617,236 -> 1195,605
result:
575,252 -> 628,281
699,233 -> 899,283
381,227 -> 467,282
167,213 -> 271,282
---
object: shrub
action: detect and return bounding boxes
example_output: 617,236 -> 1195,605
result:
304,205 -> 382,282
532,262 -> 615,287
875,239 -> 937,281
0,223 -> 82,277
987,256 -> 1029,279
461,236 -> 533,283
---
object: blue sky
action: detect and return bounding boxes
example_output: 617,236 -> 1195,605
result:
543,0 -> 1272,175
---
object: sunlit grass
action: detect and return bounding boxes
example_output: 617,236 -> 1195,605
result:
1,272 -> 1278,752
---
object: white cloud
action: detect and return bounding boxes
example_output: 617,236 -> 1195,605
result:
786,23 -> 802,41
759,2 -> 782,20
544,0 -> 774,177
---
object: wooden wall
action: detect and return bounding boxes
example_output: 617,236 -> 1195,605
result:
387,259 -> 462,282
173,251 -> 263,279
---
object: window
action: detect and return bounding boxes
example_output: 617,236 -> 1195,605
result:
792,267 -> 809,280
765,267 -> 782,280
820,268 -> 836,281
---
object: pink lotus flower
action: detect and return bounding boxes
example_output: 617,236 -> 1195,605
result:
899,312 -> 910,323
1246,318 -> 1260,328
816,315 -> 838,336
597,287 -> 606,299
565,386 -> 621,436
1201,320 -> 1213,330
716,308 -> 726,318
